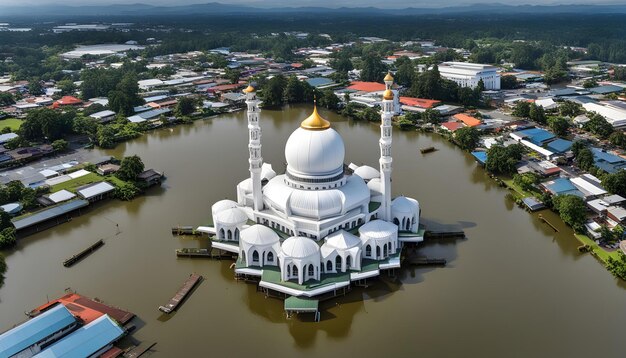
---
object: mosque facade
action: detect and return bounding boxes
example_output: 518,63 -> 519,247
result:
208,74 -> 423,298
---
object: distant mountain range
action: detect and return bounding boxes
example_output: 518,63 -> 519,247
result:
3,2 -> 626,17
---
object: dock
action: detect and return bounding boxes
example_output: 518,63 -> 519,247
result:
284,296 -> 320,322
420,147 -> 437,154
123,342 -> 157,358
538,214 -> 559,232
171,226 -> 199,235
175,247 -> 235,259
63,239 -> 104,267
158,273 -> 202,314
405,257 -> 447,266
424,231 -> 465,240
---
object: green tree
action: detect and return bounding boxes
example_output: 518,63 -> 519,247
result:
57,79 -> 76,95
559,100 -> 583,117
360,53 -> 386,82
261,75 -> 287,107
513,172 -> 539,191
422,109 -> 441,125
117,155 -> 145,182
394,57 -> 416,87
284,76 -> 308,103
114,181 -> 141,201
329,54 -> 353,73
552,194 -> 587,232
606,251 -> 626,280
454,126 -> 480,151
73,116 -> 99,142
547,116 -> 571,137
602,170 -> 626,197
529,103 -> 546,124
318,90 -> 340,110
486,144 -> 523,175
500,75 -> 518,89
575,147 -> 595,171
108,73 -> 143,116
28,78 -> 43,95
583,79 -> 598,89
513,101 -> 531,118
583,112 -> 614,139
175,97 -> 197,117
51,139 -> 68,152
96,125 -> 116,149
609,131 -> 626,149
0,93 -> 15,106
224,68 -> 241,84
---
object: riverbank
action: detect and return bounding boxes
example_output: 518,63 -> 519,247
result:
424,128 -> 623,276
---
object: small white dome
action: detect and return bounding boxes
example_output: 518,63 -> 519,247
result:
261,163 -> 276,181
392,196 -> 419,214
367,178 -> 382,196
359,219 -> 397,240
240,225 -> 280,246
324,230 -> 361,250
353,165 -> 380,181
211,199 -> 238,217
215,207 -> 248,226
284,127 -> 345,177
281,236 -> 320,259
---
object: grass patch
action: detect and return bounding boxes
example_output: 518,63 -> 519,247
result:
500,176 -> 537,199
50,173 -> 102,193
0,118 -> 23,132
574,234 -> 620,264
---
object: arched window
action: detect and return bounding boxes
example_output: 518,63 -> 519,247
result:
227,230 -> 232,240
235,228 -> 240,241
241,251 -> 246,263
406,220 -> 411,231
326,260 -> 332,272
393,218 -> 400,226
292,265 -> 299,277
335,255 -> 342,271
308,264 -> 314,277
219,228 -> 225,239
383,244 -> 388,257
287,265 -> 291,277
376,246 -> 381,258
267,251 -> 274,263
252,250 -> 259,263
346,255 -> 352,269
366,245 -> 372,257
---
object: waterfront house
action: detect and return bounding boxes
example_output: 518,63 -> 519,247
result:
96,164 -> 120,176
590,148 -> 626,174
0,304 -> 78,358
89,110 -> 116,123
541,178 -> 584,197
76,181 -> 116,202
137,169 -> 163,186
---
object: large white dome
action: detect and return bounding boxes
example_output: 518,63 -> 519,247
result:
280,236 -> 320,259
285,127 -> 345,177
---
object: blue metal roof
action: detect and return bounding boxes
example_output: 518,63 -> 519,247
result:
0,305 -> 76,357
546,139 -> 573,153
551,88 -> 578,97
516,128 -> 556,145
544,178 -> 584,197
306,77 -> 334,88
471,151 -> 488,165
589,85 -> 623,95
592,148 -> 625,164
34,315 -> 123,358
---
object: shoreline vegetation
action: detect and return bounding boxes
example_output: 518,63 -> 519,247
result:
402,123 -> 625,279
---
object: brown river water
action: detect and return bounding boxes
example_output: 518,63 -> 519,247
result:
1,104 -> 625,357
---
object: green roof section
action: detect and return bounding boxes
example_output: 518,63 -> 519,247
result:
284,296 -> 319,312
261,266 -> 350,291
368,201 -> 381,213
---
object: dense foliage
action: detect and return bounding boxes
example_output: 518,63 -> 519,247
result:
454,126 -> 480,151
485,144 -> 523,175
552,194 -> 587,233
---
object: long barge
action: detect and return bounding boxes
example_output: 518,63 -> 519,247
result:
63,239 -> 104,267
158,273 -> 202,314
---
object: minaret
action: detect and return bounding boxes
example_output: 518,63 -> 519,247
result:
244,84 -> 263,211
379,72 -> 394,222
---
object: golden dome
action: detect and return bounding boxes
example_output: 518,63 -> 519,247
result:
384,72 -> 394,82
383,89 -> 394,100
243,84 -> 255,93
300,104 -> 330,130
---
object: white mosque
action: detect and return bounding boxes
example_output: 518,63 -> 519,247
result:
205,73 -> 423,299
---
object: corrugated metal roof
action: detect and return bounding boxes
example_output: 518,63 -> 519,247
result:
0,305 -> 76,357
546,139 -> 573,153
47,190 -> 76,204
77,182 -> 115,200
34,315 -> 123,358
12,200 -> 89,230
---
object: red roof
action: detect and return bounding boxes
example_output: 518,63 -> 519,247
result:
441,122 -> 465,132
207,83 -> 243,93
453,113 -> 481,127
399,97 -> 441,109
56,96 -> 82,106
31,293 -> 135,325
290,63 -> 303,68
347,81 -> 387,92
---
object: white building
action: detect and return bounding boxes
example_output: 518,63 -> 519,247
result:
208,76 -> 423,298
438,62 -> 501,90
582,102 -> 626,128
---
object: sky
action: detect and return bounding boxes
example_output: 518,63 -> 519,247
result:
0,0 -> 622,8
